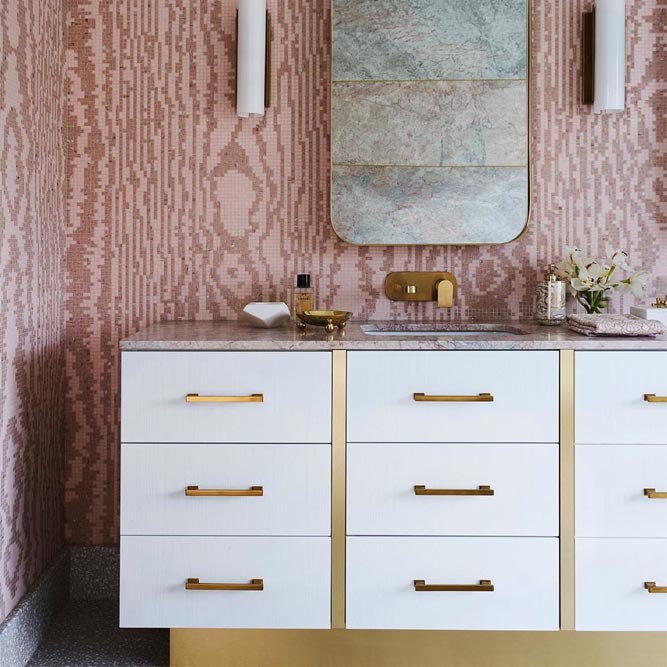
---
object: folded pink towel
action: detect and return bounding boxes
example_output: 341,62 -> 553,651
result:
567,314 -> 666,337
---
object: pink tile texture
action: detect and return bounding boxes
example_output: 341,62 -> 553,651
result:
0,0 -> 66,622
65,1 -> 667,544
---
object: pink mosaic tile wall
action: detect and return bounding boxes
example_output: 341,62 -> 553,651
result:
0,0 -> 66,622
65,0 -> 667,544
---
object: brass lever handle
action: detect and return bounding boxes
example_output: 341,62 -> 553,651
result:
186,578 -> 264,591
644,488 -> 667,499
185,485 -> 264,497
414,485 -> 494,496
414,579 -> 494,592
644,581 -> 667,594
186,393 -> 264,403
413,393 -> 494,403
644,394 -> 667,403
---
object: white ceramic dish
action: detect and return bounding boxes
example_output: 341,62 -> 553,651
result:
241,302 -> 291,329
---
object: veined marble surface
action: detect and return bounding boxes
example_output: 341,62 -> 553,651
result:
332,81 -> 527,167
121,321 -> 667,351
332,0 -> 527,81
331,166 -> 528,245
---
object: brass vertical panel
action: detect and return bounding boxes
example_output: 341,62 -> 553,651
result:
560,350 -> 576,631
331,350 -> 347,629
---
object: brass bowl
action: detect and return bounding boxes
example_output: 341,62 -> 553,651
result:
296,310 -> 352,333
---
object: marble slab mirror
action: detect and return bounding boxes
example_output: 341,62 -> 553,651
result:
331,0 -> 530,246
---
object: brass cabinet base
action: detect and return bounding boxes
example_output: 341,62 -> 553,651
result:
171,629 -> 667,667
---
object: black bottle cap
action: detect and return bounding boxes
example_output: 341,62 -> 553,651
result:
296,274 -> 311,288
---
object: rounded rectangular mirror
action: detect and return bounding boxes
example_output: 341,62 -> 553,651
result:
331,0 -> 530,246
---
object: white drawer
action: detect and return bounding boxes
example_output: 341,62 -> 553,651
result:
121,444 -> 331,536
120,536 -> 330,628
576,352 -> 667,444
347,351 -> 559,443
576,538 -> 667,631
347,444 -> 558,537
346,537 -> 559,630
121,352 -> 331,443
576,445 -> 667,538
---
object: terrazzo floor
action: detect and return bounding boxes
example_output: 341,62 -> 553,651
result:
27,601 -> 169,666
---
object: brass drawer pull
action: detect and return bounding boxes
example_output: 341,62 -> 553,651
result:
644,394 -> 667,403
414,579 -> 494,592
644,488 -> 667,499
644,581 -> 667,594
186,578 -> 264,591
414,485 -> 494,496
185,393 -> 264,403
413,393 -> 494,403
185,485 -> 264,497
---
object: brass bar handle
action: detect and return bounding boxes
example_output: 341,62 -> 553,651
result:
413,393 -> 494,403
186,578 -> 264,591
644,581 -> 667,594
644,394 -> 667,403
414,579 -> 494,592
185,393 -> 264,403
185,485 -> 263,497
414,485 -> 494,496
644,488 -> 667,499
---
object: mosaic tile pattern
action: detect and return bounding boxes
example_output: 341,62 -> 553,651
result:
332,81 -> 528,167
332,0 -> 528,81
65,1 -> 667,544
0,0 -> 66,622
332,166 -> 528,245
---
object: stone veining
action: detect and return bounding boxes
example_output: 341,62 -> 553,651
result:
332,0 -> 528,81
332,166 -> 529,245
332,81 -> 528,167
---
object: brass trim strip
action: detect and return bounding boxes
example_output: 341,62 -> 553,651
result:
644,581 -> 667,594
414,392 -> 494,403
185,393 -> 264,403
331,350 -> 347,629
185,578 -> 264,592
559,350 -> 576,631
185,485 -> 263,497
414,485 -> 494,496
414,579 -> 494,593
332,78 -> 528,84
332,163 -> 529,169
644,394 -> 667,403
644,488 -> 667,499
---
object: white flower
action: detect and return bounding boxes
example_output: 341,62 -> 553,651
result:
556,246 -> 647,301
618,271 -> 649,297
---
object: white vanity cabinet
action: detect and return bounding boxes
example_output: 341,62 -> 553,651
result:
575,351 -> 667,631
346,351 -> 561,631
119,351 -> 333,629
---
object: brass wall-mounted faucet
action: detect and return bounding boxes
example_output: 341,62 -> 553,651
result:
385,272 -> 458,308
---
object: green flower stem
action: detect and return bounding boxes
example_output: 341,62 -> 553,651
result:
576,289 -> 608,314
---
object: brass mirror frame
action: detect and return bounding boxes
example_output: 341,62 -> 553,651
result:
329,0 -> 532,247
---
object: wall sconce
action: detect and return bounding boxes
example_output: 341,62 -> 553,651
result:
582,0 -> 625,113
236,0 -> 271,118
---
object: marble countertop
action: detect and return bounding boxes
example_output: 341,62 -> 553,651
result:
120,320 -> 667,351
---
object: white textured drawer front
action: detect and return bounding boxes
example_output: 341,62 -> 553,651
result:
121,444 -> 331,536
346,537 -> 559,630
576,352 -> 667,444
347,444 -> 558,537
347,351 -> 559,443
120,536 -> 330,628
576,538 -> 667,631
576,445 -> 667,538
121,352 -> 331,443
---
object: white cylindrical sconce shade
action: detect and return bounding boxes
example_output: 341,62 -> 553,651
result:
594,0 -> 625,113
237,0 -> 267,118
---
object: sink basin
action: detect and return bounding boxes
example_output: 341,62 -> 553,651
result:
360,323 -> 528,337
